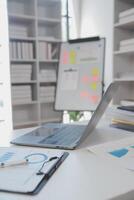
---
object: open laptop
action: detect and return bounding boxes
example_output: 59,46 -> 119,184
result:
11,81 -> 126,150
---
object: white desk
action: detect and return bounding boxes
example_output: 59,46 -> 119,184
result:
1,121 -> 134,200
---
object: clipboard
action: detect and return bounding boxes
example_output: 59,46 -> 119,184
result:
29,152 -> 69,195
0,148 -> 69,195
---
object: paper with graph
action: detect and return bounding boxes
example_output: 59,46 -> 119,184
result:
88,136 -> 134,171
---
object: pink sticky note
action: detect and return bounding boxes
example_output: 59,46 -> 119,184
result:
80,91 -> 89,98
91,75 -> 99,82
90,95 -> 100,104
82,75 -> 90,83
62,51 -> 69,64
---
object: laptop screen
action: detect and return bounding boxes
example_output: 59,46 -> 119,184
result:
77,81 -> 130,145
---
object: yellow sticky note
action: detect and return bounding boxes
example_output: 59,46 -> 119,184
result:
92,67 -> 99,76
70,50 -> 76,64
90,82 -> 97,90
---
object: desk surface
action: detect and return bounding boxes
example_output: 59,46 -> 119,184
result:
1,121 -> 134,200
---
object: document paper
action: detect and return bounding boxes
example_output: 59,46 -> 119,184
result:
0,147 -> 64,193
87,136 -> 134,171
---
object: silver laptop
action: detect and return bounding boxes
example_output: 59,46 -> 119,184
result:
11,81 -> 125,150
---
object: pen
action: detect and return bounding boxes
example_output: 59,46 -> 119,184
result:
0,159 -> 29,168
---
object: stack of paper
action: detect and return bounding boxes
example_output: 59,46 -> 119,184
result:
38,42 -> 59,60
121,99 -> 134,106
40,86 -> 55,102
39,69 -> 56,82
106,105 -> 134,132
9,25 -> 28,37
38,42 -> 51,60
38,42 -> 48,60
119,8 -> 134,23
12,85 -> 32,104
11,64 -> 32,82
120,38 -> 134,51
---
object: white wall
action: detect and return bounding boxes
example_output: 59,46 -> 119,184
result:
0,0 -> 12,146
80,0 -> 114,88
70,0 -> 81,38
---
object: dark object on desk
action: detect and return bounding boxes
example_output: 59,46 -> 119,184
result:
117,106 -> 134,112
110,123 -> 134,132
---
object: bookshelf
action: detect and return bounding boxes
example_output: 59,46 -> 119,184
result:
113,0 -> 134,104
7,0 -> 62,129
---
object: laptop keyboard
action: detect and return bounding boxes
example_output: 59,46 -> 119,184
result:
39,125 -> 86,146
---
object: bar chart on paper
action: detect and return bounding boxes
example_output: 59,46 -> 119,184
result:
55,38 -> 105,111
88,137 -> 134,172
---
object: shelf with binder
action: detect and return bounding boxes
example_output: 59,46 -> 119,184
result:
113,28 -> 134,52
39,63 -> 57,83
39,69 -> 57,83
11,84 -> 38,104
39,59 -> 59,63
9,17 -> 36,38
40,99 -> 55,104
114,0 -> 134,22
113,53 -> 134,80
113,0 -> 134,104
10,37 -> 36,42
114,50 -> 134,55
39,85 -> 56,103
114,78 -> 134,81
113,82 -> 134,104
40,118 -> 62,125
38,23 -> 61,40
38,37 -> 61,43
11,81 -> 37,84
38,41 -> 60,60
10,62 -> 37,83
7,0 -> 63,128
38,17 -> 61,26
7,0 -> 35,16
10,41 -> 36,61
40,103 -> 62,123
37,0 -> 61,19
39,62 -> 58,69
14,120 -> 39,129
12,100 -> 38,106
39,82 -> 57,84
8,14 -> 35,23
11,59 -> 36,63
9,20 -> 36,39
114,21 -> 134,29
12,103 -> 39,129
